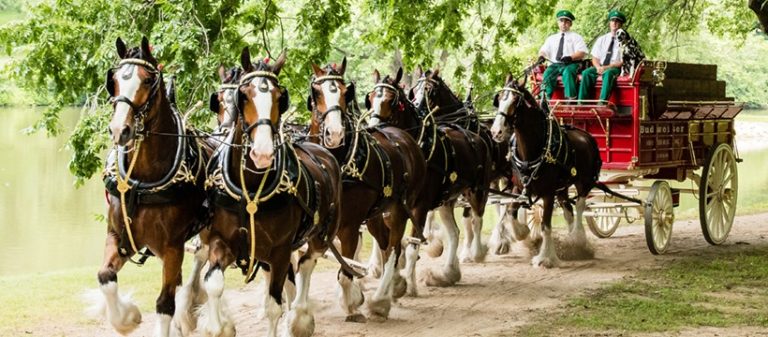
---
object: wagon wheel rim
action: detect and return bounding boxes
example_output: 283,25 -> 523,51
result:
645,181 -> 674,254
587,202 -> 621,238
700,143 -> 738,245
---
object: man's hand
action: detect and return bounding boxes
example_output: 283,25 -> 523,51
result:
596,65 -> 604,75
560,56 -> 573,63
537,55 -> 546,65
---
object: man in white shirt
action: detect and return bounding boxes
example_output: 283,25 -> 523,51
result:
538,10 -> 588,100
578,10 -> 627,102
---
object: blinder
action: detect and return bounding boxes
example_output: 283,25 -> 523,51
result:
209,92 -> 220,114
106,69 -> 116,97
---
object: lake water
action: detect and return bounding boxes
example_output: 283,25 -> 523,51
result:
0,107 -> 767,276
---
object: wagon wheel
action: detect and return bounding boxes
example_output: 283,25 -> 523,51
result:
586,198 -> 622,238
699,143 -> 738,245
644,181 -> 675,255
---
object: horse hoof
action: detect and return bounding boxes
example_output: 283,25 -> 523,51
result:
110,301 -> 142,335
423,267 -> 460,287
367,297 -> 392,321
493,240 -> 511,255
345,313 -> 367,323
288,306 -> 315,337
531,256 -> 560,269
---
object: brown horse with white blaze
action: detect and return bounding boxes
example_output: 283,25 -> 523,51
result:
199,48 -> 342,337
94,37 -> 209,337
306,60 -> 428,320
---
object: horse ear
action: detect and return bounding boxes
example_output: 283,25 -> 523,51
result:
306,94 -> 313,112
106,69 -> 115,97
140,36 -> 152,58
345,82 -> 356,105
432,68 -> 440,78
415,65 -> 423,78
311,63 -> 323,77
116,38 -> 127,59
338,56 -> 347,76
209,92 -> 220,113
408,87 -> 415,101
278,88 -> 290,113
240,47 -> 252,72
505,73 -> 513,85
218,65 -> 227,82
364,94 -> 371,110
517,76 -> 528,89
492,93 -> 499,108
272,49 -> 287,75
373,69 -> 381,83
394,67 -> 403,84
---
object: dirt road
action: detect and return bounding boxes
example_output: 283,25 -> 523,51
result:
55,212 -> 768,337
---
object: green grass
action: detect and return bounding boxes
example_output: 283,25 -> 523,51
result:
520,247 -> 768,336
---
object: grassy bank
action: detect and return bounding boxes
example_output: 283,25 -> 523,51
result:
520,246 -> 768,336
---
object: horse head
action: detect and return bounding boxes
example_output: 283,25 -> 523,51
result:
209,65 -> 243,131
237,47 -> 288,170
491,74 -> 535,143
408,67 -> 460,115
365,67 -> 406,127
306,57 -> 355,149
106,36 -> 163,147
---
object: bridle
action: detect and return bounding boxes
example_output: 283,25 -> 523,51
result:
309,74 -> 349,148
495,86 -> 525,128
108,58 -> 162,139
368,82 -> 401,123
218,83 -> 240,130
237,70 -> 282,142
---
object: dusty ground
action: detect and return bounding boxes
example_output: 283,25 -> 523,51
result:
43,212 -> 768,337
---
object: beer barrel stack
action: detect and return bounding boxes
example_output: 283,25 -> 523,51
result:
641,61 -> 734,119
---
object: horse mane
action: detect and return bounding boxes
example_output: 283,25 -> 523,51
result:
222,67 -> 242,84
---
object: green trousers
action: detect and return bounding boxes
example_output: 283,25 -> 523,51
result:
543,63 -> 580,99
578,66 -> 620,101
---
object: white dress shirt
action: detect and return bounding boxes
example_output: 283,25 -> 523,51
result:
539,31 -> 588,64
590,32 -> 622,65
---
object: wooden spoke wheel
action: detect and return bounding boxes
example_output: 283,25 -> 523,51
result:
644,181 -> 675,255
699,143 -> 738,245
586,199 -> 622,238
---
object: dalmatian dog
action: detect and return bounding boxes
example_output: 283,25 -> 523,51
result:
615,28 -> 645,78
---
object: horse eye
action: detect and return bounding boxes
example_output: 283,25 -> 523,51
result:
143,78 -> 153,85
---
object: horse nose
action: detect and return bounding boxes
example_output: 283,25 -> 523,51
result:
249,148 -> 274,170
323,127 -> 342,148
119,126 -> 133,144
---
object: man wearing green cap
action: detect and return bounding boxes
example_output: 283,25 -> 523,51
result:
578,10 -> 628,102
538,10 -> 588,100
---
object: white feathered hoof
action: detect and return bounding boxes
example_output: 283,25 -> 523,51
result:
531,254 -> 560,268
491,237 -> 512,255
287,306 -> 315,337
423,265 -> 461,287
424,238 -> 444,258
110,301 -> 142,335
367,297 -> 392,322
392,273 -> 407,299
511,220 -> 531,241
198,303 -> 235,337
368,263 -> 383,279
345,313 -> 367,323
470,244 -> 488,263
174,286 -> 198,336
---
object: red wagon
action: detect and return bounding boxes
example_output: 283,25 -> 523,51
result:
528,60 -> 743,254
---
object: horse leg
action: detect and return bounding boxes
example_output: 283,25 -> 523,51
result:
459,207 -> 474,262
424,202 -> 461,287
174,242 -> 208,336
288,241 -> 322,337
423,210 -> 444,258
366,238 -> 384,279
284,253 -> 297,311
154,245 -> 184,337
558,192 -> 575,232
92,233 -> 141,335
467,191 -> 489,263
403,205 -> 428,297
336,217 -> 366,323
265,248 -> 291,337
509,201 -> 531,241
368,206 -> 408,321
561,195 -> 595,260
199,237 -> 235,337
532,196 -> 560,268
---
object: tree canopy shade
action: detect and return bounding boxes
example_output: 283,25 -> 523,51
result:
0,0 -> 762,184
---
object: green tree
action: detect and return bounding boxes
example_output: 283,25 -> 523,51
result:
0,0 -> 763,184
